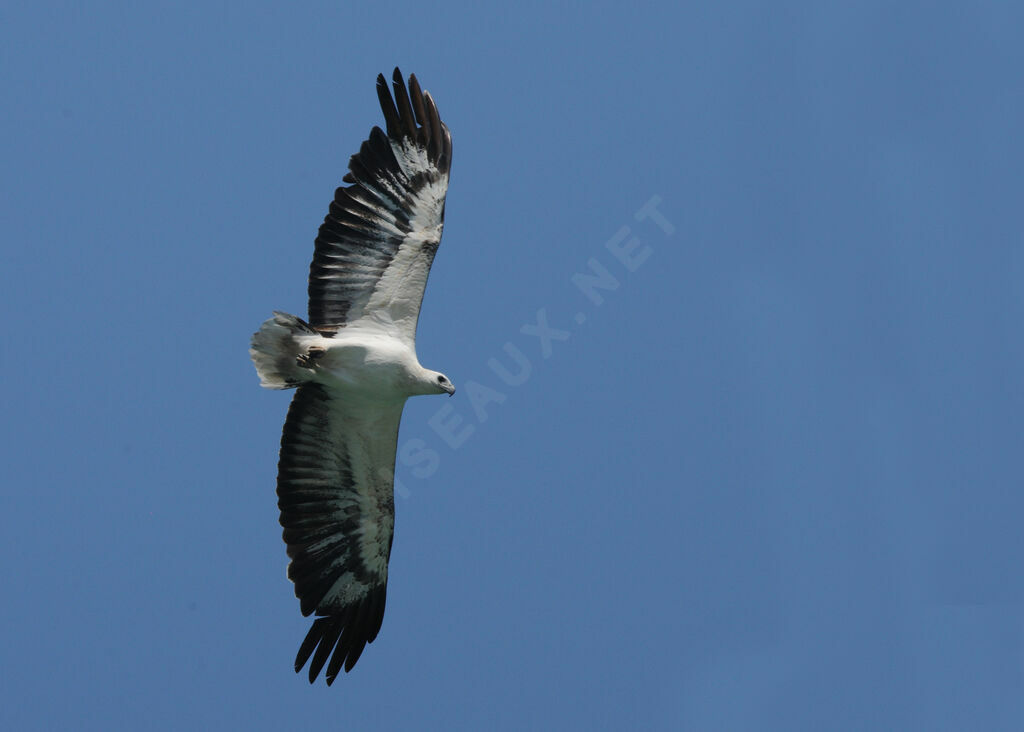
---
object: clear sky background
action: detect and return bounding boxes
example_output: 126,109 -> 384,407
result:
3,2 -> 1023,729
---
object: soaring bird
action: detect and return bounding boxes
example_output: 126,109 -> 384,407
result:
250,68 -> 453,685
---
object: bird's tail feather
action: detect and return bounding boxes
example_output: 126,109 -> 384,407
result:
250,312 -> 321,389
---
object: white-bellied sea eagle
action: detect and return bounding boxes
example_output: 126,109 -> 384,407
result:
250,68 -> 453,685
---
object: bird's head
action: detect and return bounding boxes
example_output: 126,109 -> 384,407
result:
429,371 -> 456,396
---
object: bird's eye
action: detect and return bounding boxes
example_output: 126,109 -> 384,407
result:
438,376 -> 447,383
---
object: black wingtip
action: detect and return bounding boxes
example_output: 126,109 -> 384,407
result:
294,617 -> 327,673
408,74 -> 429,142
376,73 -> 400,138
291,585 -> 388,685
390,69 -> 417,139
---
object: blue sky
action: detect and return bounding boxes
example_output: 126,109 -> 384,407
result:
3,1 -> 1023,729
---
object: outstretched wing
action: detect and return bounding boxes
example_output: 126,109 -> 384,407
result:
277,383 -> 404,683
308,67 -> 452,346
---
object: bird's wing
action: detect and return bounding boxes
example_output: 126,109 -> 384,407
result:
277,383 -> 404,683
308,67 -> 452,346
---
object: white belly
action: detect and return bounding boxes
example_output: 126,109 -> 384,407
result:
315,334 -> 419,399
